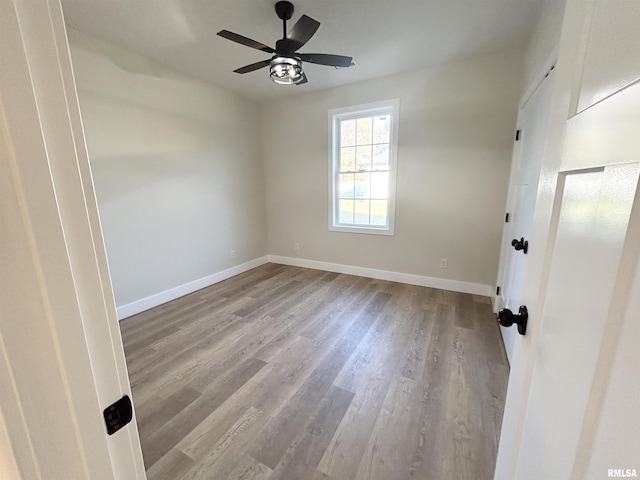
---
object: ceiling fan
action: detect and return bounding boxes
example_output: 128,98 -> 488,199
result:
217,1 -> 353,85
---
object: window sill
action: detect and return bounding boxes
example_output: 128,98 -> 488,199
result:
329,225 -> 395,236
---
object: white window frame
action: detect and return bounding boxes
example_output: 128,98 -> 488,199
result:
328,98 -> 400,235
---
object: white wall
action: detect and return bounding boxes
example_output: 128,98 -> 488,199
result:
521,0 -> 567,90
68,30 -> 268,313
262,51 -> 522,292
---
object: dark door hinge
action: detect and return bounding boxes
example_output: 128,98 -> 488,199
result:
515,129 -> 521,141
496,286 -> 501,295
505,212 -> 510,223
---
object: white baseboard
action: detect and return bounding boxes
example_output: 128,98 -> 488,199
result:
267,255 -> 493,297
116,256 -> 269,320
117,254 -> 493,319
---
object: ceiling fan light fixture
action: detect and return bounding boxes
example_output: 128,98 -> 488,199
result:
270,56 -> 304,85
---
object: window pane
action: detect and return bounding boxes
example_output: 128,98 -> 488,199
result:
370,200 -> 388,226
371,172 -> 389,199
340,119 -> 356,147
339,173 -> 355,198
354,200 -> 370,225
356,145 -> 372,171
339,199 -> 354,224
354,172 -> 369,199
331,100 -> 397,234
372,144 -> 389,170
356,117 -> 372,145
340,147 -> 355,172
373,115 -> 390,144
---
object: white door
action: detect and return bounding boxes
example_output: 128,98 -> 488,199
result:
496,65 -> 555,362
496,0 -> 640,478
0,1 -> 145,478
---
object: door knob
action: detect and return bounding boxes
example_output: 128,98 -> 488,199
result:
511,237 -> 529,254
498,306 -> 528,335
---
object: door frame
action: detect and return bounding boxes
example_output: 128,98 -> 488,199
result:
0,0 -> 145,477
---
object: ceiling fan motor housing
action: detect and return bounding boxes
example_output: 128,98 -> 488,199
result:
275,1 -> 294,21
275,39 -> 296,57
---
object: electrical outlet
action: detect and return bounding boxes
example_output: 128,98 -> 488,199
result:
440,258 -> 448,268
230,250 -> 236,258
294,242 -> 300,251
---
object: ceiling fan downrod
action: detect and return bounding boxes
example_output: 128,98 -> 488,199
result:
275,1 -> 294,39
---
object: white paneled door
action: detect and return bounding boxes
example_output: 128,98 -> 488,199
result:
0,1 -> 145,478
496,63 -> 555,363
496,0 -> 640,478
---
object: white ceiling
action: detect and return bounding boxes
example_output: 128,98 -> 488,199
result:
61,0 -> 543,102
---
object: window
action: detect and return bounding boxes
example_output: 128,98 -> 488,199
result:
329,99 -> 399,235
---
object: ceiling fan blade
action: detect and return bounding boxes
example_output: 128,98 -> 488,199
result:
286,15 -> 320,50
296,72 -> 308,85
233,59 -> 271,74
217,30 -> 275,53
298,53 -> 353,68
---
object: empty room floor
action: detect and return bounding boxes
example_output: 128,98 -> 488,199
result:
120,263 -> 509,480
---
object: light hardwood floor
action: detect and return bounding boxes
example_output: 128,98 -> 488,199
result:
120,263 -> 509,480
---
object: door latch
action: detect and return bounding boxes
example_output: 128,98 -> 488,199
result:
511,237 -> 528,254
497,306 -> 528,335
103,395 -> 133,435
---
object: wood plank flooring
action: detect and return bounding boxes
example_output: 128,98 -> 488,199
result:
120,264 -> 509,480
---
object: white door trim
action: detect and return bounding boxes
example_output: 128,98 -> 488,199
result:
0,0 -> 145,477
